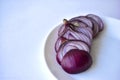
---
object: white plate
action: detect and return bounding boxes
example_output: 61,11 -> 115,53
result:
44,16 -> 120,80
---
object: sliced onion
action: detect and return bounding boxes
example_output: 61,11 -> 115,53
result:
61,49 -> 92,74
68,40 -> 90,53
56,41 -> 78,64
67,22 -> 93,40
63,25 -> 93,39
58,24 -> 65,36
86,17 -> 100,37
69,16 -> 93,29
86,14 -> 104,31
58,23 -> 75,37
62,29 -> 92,47
56,40 -> 90,64
55,14 -> 104,73
55,37 -> 67,52
58,24 -> 69,37
74,27 -> 93,40
69,20 -> 87,28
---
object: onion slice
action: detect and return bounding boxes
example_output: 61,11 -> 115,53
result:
86,14 -> 104,31
74,27 -> 93,40
56,40 -> 90,64
69,20 -> 87,28
61,49 -> 92,74
58,24 -> 67,37
55,37 -> 67,52
86,17 -> 100,37
69,16 -> 93,29
62,29 -> 92,47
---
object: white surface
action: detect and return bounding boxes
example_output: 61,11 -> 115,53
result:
45,17 -> 120,80
0,0 -> 120,80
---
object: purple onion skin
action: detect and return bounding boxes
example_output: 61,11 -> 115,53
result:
61,49 -> 92,74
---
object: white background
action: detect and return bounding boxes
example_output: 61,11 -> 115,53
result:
0,0 -> 120,80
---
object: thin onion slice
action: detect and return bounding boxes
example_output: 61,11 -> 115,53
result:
56,40 -> 90,64
69,16 -> 93,29
55,37 -> 67,52
56,41 -> 78,64
58,24 -> 69,37
65,22 -> 93,40
86,14 -> 104,31
86,17 -> 100,37
69,20 -> 87,28
62,29 -> 92,47
74,27 -> 93,40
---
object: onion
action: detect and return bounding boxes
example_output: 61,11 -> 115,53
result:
69,20 -> 87,28
58,24 -> 67,37
61,49 -> 92,74
66,24 -> 93,40
86,17 -> 100,37
62,29 -> 92,46
66,40 -> 90,53
56,41 -> 78,65
55,37 -> 67,52
74,27 -> 93,40
69,16 -> 93,29
55,14 -> 104,74
56,40 -> 90,64
58,19 -> 76,37
86,14 -> 104,31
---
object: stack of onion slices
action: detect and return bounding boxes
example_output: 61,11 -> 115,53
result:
55,14 -> 104,74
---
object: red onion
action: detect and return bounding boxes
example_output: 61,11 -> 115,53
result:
58,24 -> 67,37
74,27 -> 93,40
55,14 -> 104,74
62,29 -> 92,47
86,14 -> 104,31
55,37 -> 67,52
61,49 -> 92,74
86,17 -> 100,37
56,40 -> 90,65
70,20 -> 87,28
69,16 -> 93,29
